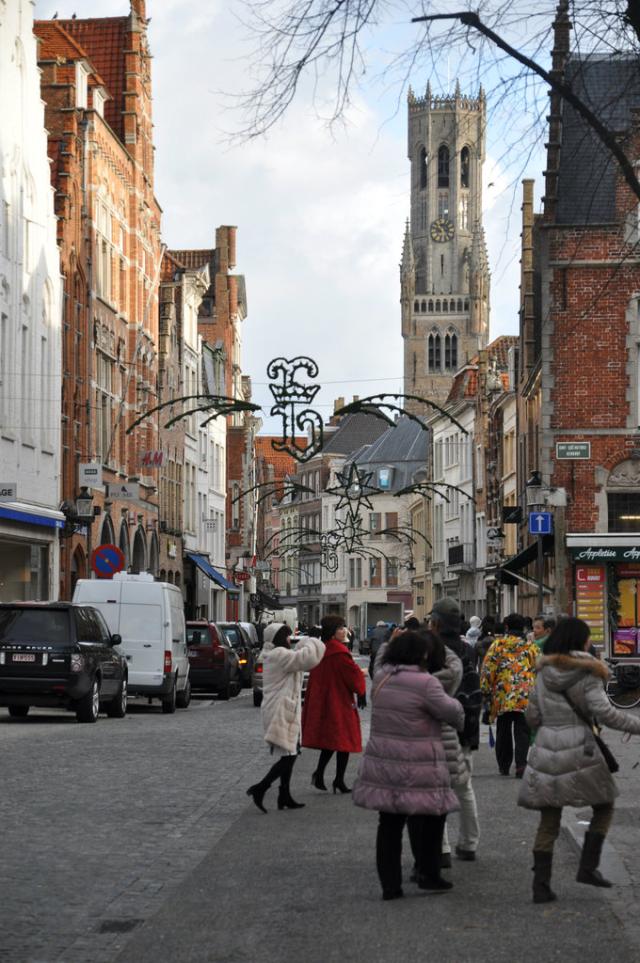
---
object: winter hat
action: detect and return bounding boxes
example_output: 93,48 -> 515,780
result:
376,620 -> 387,627
263,622 -> 290,645
469,616 -> 482,629
429,597 -> 461,619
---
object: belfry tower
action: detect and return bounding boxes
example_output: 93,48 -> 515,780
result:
401,82 -> 489,410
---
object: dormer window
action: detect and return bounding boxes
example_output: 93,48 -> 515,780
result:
93,86 -> 106,118
75,61 -> 90,109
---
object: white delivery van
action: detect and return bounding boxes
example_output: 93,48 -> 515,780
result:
72,573 -> 190,713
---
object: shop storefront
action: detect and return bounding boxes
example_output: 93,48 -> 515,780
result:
567,535 -> 640,658
0,504 -> 64,601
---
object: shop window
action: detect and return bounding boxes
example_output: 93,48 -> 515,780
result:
608,492 -> 640,532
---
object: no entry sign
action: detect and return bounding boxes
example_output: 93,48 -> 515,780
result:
91,544 -> 125,579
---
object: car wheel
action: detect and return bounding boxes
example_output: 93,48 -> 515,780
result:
106,676 -> 128,719
162,678 -> 177,714
176,678 -> 191,709
76,677 -> 100,723
253,690 -> 263,708
218,679 -> 231,700
8,704 -> 29,718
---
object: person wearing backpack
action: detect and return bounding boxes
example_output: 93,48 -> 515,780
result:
428,597 -> 482,862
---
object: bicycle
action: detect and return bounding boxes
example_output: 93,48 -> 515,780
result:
605,659 -> 640,709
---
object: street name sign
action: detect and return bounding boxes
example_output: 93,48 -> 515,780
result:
556,442 -> 591,460
529,511 -> 553,535
0,483 -> 17,502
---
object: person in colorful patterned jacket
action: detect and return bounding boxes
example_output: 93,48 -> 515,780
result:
480,613 -> 538,778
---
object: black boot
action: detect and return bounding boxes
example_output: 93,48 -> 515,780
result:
278,787 -> 305,810
277,756 -> 305,810
532,851 -> 557,903
576,832 -> 612,887
246,782 -> 269,813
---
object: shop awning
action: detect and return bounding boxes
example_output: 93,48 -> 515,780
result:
501,535 -> 554,574
186,552 -> 240,593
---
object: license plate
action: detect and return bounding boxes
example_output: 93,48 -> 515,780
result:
13,654 -> 36,662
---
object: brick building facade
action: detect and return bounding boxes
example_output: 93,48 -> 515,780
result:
36,2 -> 163,598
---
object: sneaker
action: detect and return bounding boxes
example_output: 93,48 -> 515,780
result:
455,847 -> 476,861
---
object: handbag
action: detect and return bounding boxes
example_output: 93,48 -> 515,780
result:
562,692 -> 619,774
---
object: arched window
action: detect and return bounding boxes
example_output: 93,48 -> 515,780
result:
148,532 -> 159,577
421,300 -> 427,312
428,331 -> 442,371
438,145 -> 450,188
419,146 -> 427,190
428,300 -> 434,311
414,299 -> 419,312
444,331 -> 458,370
119,521 -> 130,569
443,300 -> 448,312
464,299 -> 469,310
457,299 -> 463,312
132,527 -> 147,574
435,299 -> 441,312
450,300 -> 456,312
460,146 -> 470,188
99,515 -> 115,546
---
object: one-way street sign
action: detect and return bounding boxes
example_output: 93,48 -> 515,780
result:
529,511 -> 553,535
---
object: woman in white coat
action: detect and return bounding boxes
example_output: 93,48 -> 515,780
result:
247,623 -> 325,813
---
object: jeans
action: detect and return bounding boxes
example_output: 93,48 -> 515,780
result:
495,711 -> 530,774
534,804 -> 614,853
377,811 -> 446,894
442,748 -> 480,853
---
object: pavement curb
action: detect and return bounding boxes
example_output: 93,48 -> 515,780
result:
561,809 -> 630,885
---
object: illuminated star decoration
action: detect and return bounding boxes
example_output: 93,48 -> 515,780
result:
327,462 -> 376,516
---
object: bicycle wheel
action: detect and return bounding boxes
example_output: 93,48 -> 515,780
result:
606,678 -> 640,709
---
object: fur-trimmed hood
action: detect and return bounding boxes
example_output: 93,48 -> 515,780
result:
537,651 -> 609,692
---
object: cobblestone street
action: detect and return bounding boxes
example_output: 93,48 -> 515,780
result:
3,666 -> 640,963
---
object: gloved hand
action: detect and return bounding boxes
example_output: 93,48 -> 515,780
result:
357,692 -> 367,710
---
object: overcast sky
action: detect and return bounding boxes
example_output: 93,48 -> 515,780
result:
35,0 -> 545,431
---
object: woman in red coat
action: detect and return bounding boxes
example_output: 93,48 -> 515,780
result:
302,614 -> 366,793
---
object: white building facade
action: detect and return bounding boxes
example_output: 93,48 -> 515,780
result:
0,2 -> 64,600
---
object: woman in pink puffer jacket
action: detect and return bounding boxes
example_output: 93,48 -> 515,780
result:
352,630 -> 464,900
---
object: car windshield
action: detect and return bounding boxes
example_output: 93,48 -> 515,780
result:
0,609 -> 70,645
221,626 -> 240,645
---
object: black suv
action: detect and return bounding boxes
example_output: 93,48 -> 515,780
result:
0,602 -> 128,723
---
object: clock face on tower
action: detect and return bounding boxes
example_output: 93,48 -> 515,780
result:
430,218 -> 455,243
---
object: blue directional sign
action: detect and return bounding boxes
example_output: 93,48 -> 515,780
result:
529,511 -> 553,536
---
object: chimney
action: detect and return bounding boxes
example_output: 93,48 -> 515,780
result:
334,397 -> 345,413
352,395 -> 359,403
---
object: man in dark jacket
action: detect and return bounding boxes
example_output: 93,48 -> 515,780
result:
429,597 -> 481,863
368,621 -> 391,679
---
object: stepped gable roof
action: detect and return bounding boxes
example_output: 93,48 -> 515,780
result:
444,335 -> 517,406
55,16 -> 128,139
34,21 -> 108,88
557,55 -> 640,224
345,417 -> 430,493
321,412 -> 389,455
489,335 -> 518,368
170,249 -> 213,270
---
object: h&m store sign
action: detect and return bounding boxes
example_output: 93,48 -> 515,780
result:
569,546 -> 640,562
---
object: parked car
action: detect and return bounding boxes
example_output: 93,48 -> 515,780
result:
217,622 -> 256,688
238,621 -> 260,648
0,602 -> 128,723
73,573 -> 190,713
186,621 -> 241,699
252,649 -> 309,708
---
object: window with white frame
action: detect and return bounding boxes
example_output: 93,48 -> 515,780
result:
93,86 -> 106,117
75,61 -> 89,109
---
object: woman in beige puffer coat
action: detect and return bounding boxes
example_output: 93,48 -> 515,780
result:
518,617 -> 640,903
246,623 -> 324,813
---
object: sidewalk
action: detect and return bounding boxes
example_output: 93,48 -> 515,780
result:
115,719 -> 640,963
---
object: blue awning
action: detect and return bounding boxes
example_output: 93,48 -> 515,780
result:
0,506 -> 64,529
186,552 -> 240,592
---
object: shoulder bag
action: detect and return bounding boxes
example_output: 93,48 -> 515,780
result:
562,691 -> 619,774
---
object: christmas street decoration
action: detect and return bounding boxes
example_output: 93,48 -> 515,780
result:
268,356 -> 323,462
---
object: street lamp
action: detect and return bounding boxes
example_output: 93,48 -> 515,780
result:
526,470 -> 545,613
75,487 -> 94,522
